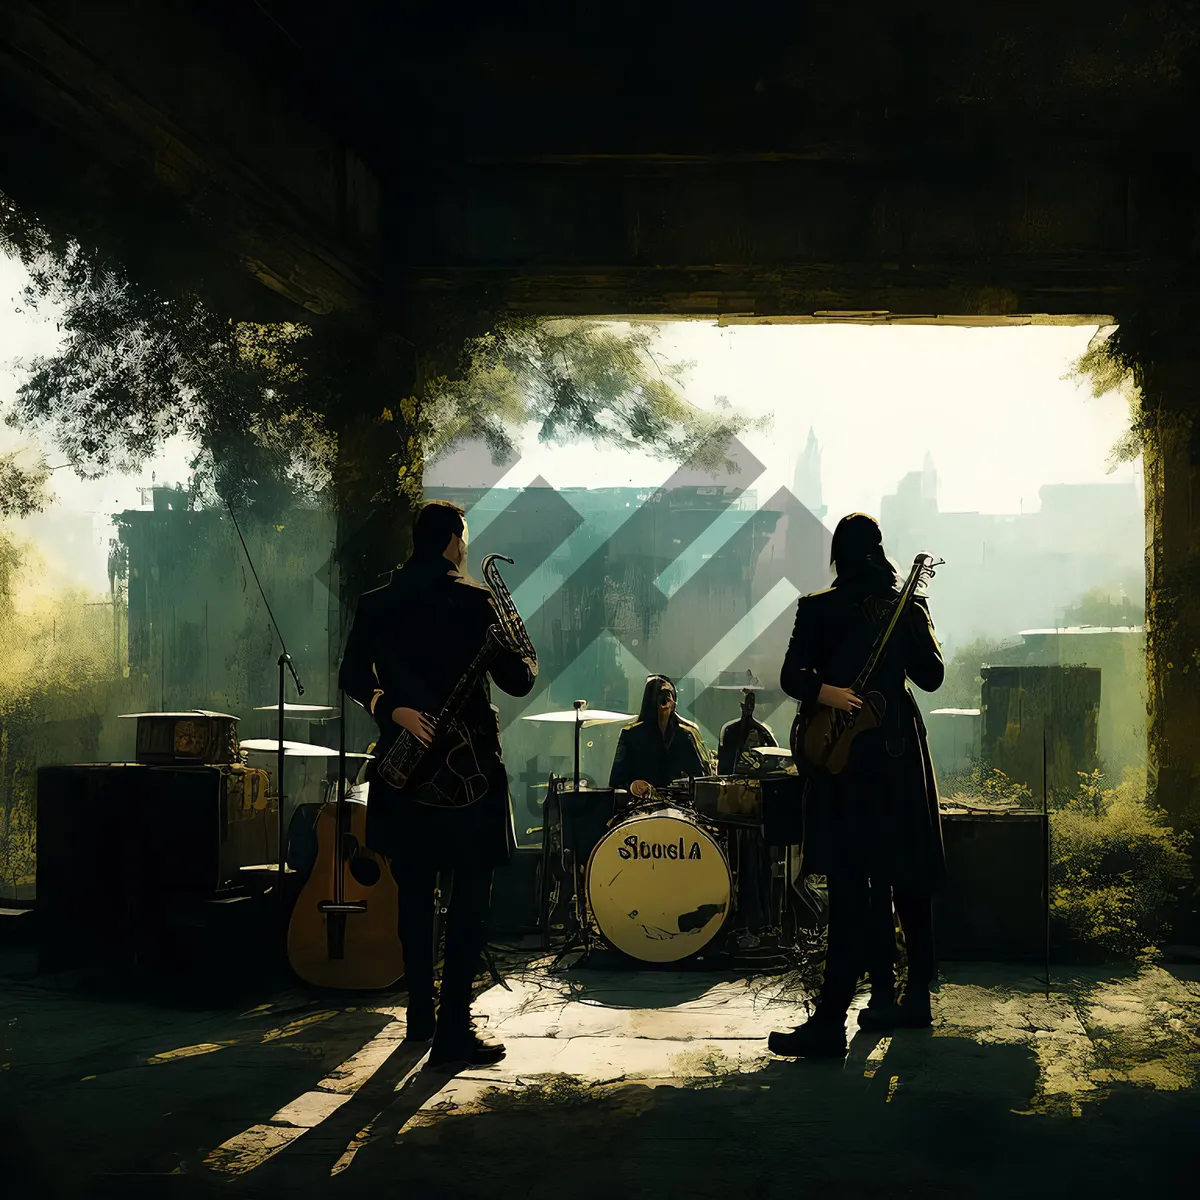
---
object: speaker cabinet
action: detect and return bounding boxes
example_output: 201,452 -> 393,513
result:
36,764 -> 276,971
935,812 -> 1046,961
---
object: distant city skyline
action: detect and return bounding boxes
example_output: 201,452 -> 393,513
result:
2,247 -> 1141,597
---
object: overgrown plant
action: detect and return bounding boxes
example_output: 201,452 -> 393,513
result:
0,531 -> 124,895
1065,323 -> 1145,474
1050,769 -> 1191,957
944,760 -> 1191,956
940,761 -> 1034,808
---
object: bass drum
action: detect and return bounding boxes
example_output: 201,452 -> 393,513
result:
585,806 -> 732,963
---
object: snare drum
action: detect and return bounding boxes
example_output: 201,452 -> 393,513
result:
585,805 -> 732,963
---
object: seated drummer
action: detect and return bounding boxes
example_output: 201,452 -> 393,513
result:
609,674 -> 713,795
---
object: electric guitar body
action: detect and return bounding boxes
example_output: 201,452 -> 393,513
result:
286,795 -> 405,991
790,552 -> 944,779
791,691 -> 886,776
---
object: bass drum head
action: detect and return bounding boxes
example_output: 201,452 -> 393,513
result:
586,807 -> 731,963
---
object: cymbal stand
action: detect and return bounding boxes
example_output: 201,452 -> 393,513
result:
572,699 -> 586,793
546,849 -> 594,970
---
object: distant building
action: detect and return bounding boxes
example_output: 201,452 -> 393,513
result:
792,427 -> 827,519
879,456 -> 1143,661
1010,626 -> 1146,777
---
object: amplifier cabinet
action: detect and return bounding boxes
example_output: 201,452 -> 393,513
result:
935,811 -> 1046,962
119,711 -> 240,765
36,764 -> 276,970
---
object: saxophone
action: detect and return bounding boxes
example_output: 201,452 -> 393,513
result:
373,553 -> 537,806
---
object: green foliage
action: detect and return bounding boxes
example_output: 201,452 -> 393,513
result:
1050,770 -> 1192,957
1064,324 -> 1145,473
1,191 -> 333,514
941,761 -> 1035,808
943,762 -> 1191,957
0,451 -> 51,519
0,529 -> 123,894
424,316 -> 760,473
2,196 -> 750,519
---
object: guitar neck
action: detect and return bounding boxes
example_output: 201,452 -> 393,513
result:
852,571 -> 922,692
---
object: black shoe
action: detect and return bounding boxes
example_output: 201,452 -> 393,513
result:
768,1016 -> 848,1059
427,1025 -> 507,1069
857,996 -> 933,1031
404,1007 -> 437,1043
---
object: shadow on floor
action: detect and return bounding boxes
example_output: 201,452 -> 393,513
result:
2,955 -> 1197,1200
235,1026 -> 1196,1200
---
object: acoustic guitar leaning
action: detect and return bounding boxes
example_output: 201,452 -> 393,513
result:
287,726 -> 405,991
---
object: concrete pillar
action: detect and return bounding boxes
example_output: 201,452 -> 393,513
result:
1141,359 -> 1200,840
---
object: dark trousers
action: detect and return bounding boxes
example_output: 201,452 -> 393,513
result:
820,873 -> 936,1014
393,862 -> 494,1032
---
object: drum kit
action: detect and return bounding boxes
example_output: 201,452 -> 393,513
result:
525,699 -> 804,968
119,692 -> 804,970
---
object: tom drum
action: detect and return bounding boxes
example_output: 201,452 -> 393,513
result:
585,806 -> 732,963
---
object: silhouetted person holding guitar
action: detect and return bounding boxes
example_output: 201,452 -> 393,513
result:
770,513 -> 945,1059
340,500 -> 536,1068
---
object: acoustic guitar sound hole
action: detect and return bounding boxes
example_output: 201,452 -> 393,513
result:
349,857 -> 382,887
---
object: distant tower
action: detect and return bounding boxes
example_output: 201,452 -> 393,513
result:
793,427 -> 827,518
921,451 -> 938,506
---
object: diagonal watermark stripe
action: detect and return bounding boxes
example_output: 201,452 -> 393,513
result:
654,501 -> 759,599
680,578 -> 801,693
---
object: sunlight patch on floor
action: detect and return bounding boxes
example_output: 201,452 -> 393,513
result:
935,964 -> 1200,1116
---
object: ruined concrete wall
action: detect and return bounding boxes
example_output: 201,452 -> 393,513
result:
1141,360 -> 1200,835
980,665 -> 1102,797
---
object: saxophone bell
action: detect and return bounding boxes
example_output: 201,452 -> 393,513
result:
482,552 -> 538,670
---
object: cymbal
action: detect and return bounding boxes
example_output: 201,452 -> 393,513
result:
521,709 -> 635,724
752,746 -> 793,758
240,738 -> 338,757
252,703 -> 336,713
712,685 -> 765,691
118,710 -> 239,719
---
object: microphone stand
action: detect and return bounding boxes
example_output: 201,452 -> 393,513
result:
276,650 -> 305,905
224,499 -> 305,909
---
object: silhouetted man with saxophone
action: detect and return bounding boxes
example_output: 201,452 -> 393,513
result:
341,500 -> 536,1069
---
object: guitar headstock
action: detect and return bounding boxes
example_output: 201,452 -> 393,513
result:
910,553 -> 945,595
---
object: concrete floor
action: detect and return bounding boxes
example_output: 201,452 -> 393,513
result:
2,944 -> 1198,1199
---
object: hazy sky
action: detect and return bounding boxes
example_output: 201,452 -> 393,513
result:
429,320 -> 1141,523
1,248 -> 1138,597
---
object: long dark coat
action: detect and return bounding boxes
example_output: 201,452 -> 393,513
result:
339,555 -> 536,871
608,713 -> 712,791
781,577 -> 946,890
